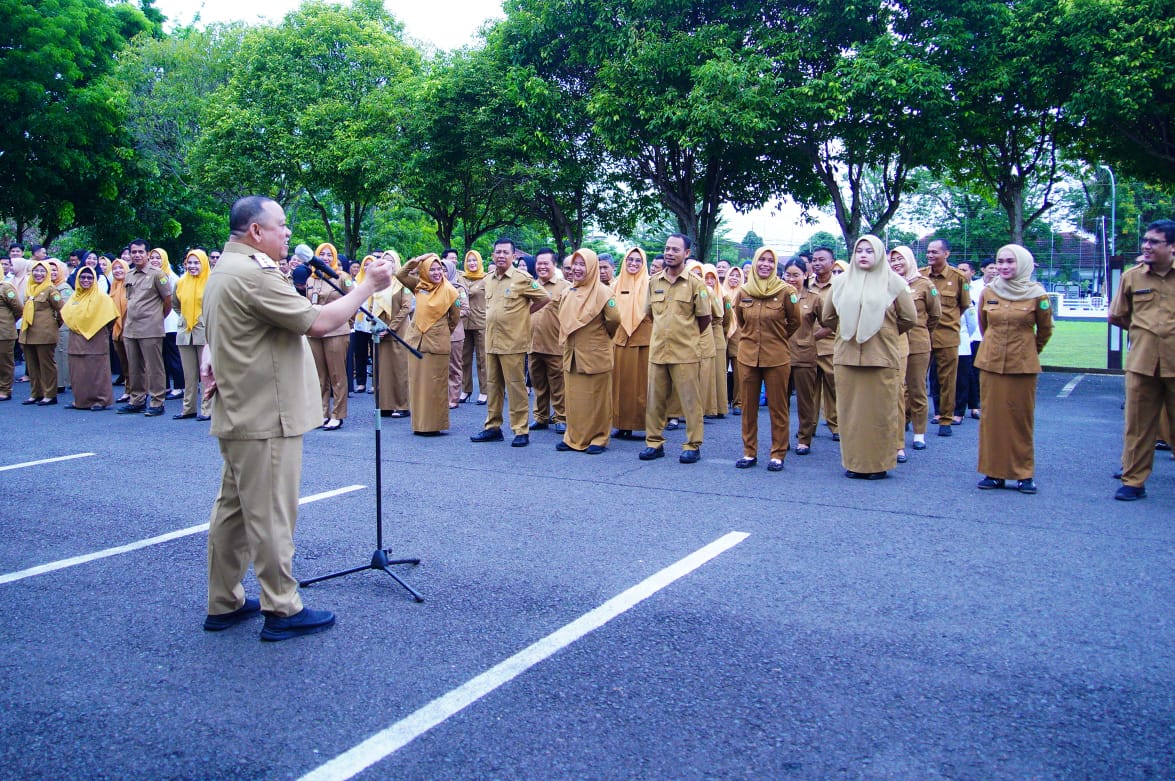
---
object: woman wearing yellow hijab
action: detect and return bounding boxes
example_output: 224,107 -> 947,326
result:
395,253 -> 461,435
821,235 -> 917,479
459,249 -> 487,403
307,242 -> 354,430
18,261 -> 65,405
108,258 -> 131,397
610,246 -> 652,438
733,247 -> 802,471
557,248 -> 620,453
62,265 -> 118,410
174,249 -> 211,420
372,250 -> 413,418
49,259 -> 74,394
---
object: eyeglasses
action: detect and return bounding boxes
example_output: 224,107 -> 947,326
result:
1141,238 -> 1168,246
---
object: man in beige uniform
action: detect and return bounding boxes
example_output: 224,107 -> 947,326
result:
920,238 -> 971,437
1110,219 -> 1175,501
810,246 -> 839,440
472,237 -> 550,447
640,233 -> 712,463
0,264 -> 21,400
529,248 -> 570,432
118,238 -> 172,416
200,196 -> 393,641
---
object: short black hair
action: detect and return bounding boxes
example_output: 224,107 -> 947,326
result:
981,257 -> 996,268
128,238 -> 148,251
493,236 -> 515,252
666,232 -> 692,250
229,196 -> 277,235
8,243 -> 22,252
441,247 -> 458,259
31,244 -> 44,253
535,247 -> 557,261
784,256 -> 809,275
929,237 -> 952,252
1146,219 -> 1175,244
812,245 -> 836,259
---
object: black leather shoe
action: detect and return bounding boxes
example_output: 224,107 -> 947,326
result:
259,607 -> 336,641
165,389 -> 184,400
21,398 -> 37,405
937,424 -> 953,437
196,414 -> 211,421
585,445 -> 606,455
1157,440 -> 1172,451
666,418 -> 680,431
912,441 -> 927,450
555,441 -> 574,451
37,398 -> 57,406
173,412 -> 196,420
553,422 -> 566,433
203,597 -> 261,631
1114,485 -> 1146,501
846,470 -> 887,480
896,452 -> 908,463
767,459 -> 784,472
144,405 -> 165,417
830,432 -> 840,441
679,449 -> 700,464
638,446 -> 665,461
117,403 -> 146,414
530,421 -> 549,430
617,429 -> 632,440
90,405 -> 107,411
977,476 -> 1005,489
1016,478 -> 1037,494
511,434 -> 529,447
735,456 -> 757,469
470,428 -> 504,443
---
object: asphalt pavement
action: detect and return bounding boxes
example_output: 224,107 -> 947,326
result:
0,369 -> 1171,779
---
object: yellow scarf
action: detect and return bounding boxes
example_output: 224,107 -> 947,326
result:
614,247 -> 649,337
413,254 -> 459,333
151,248 -> 171,275
21,261 -> 54,331
742,247 -> 787,299
175,250 -> 210,332
61,267 -> 118,340
370,251 -> 404,321
558,248 -> 613,342
109,260 -> 129,339
315,243 -> 340,271
462,250 -> 485,281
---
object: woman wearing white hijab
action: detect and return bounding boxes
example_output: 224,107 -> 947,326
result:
974,244 -> 1053,494
821,235 -> 917,479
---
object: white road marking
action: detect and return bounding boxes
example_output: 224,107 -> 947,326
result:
0,452 -> 95,472
1057,374 -> 1085,398
0,484 -> 366,585
299,530 -> 751,781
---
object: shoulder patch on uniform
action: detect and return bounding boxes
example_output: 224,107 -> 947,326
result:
607,298 -> 616,307
700,291 -> 708,299
345,279 -> 353,287
531,281 -> 539,289
790,294 -> 798,304
1040,299 -> 1049,310
725,301 -> 732,309
930,288 -> 938,296
5,290 -> 13,298
52,294 -> 61,301
157,276 -> 168,285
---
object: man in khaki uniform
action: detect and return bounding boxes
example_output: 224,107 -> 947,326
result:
0,265 -> 21,400
1109,219 -> 1175,501
117,238 -> 172,416
920,238 -> 971,437
201,196 -> 393,641
529,248 -> 570,432
810,246 -> 839,439
472,237 -> 550,447
640,233 -> 712,463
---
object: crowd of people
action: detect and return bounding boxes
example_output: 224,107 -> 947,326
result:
2,222 -> 1172,504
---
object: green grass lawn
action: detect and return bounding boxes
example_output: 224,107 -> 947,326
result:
1039,320 -> 1110,370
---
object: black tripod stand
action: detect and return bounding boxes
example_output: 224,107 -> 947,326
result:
299,265 -> 425,601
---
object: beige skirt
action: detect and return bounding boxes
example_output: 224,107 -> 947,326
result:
977,371 -> 1037,480
409,352 -> 450,432
835,364 -> 900,473
611,344 -> 648,430
565,370 -> 612,449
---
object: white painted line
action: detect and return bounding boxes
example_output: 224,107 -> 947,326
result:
1057,374 -> 1085,398
300,530 -> 751,781
0,452 -> 96,473
0,484 -> 366,585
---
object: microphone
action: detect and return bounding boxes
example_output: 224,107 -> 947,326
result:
308,257 -> 339,279
293,244 -> 315,264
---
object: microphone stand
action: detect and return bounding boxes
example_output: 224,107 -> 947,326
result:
299,267 -> 424,602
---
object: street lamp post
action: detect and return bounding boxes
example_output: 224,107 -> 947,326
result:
1099,164 -> 1116,256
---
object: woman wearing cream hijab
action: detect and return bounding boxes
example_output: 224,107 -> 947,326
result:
974,244 -> 1053,494
702,263 -> 730,417
395,253 -> 461,435
821,235 -> 917,479
459,249 -> 488,403
889,245 -> 941,457
610,246 -> 652,438
174,249 -> 212,420
722,265 -> 743,414
372,250 -> 413,418
557,248 -> 620,453
61,265 -> 118,410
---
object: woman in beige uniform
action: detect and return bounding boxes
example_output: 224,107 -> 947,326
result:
975,244 -> 1054,494
307,243 -> 352,430
611,246 -> 652,438
19,261 -> 65,405
0,271 -> 20,401
61,266 -> 117,410
460,250 -> 487,404
557,249 -> 620,453
373,250 -> 412,418
733,246 -> 802,471
722,266 -> 743,414
821,235 -> 917,480
889,246 -> 940,457
703,264 -> 730,418
782,258 -> 819,455
396,254 -> 461,435
174,249 -> 211,420
444,259 -> 470,408
109,259 -> 131,402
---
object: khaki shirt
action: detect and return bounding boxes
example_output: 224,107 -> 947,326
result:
530,277 -> 570,355
461,276 -> 486,331
734,284 -> 802,368
920,264 -> 971,349
204,241 -> 321,440
562,295 -> 621,374
485,266 -> 550,354
974,291 -> 1053,375
124,266 -> 171,339
789,287 -> 820,368
0,281 -> 21,341
1109,263 -> 1175,377
305,273 -> 354,338
646,271 -> 710,365
395,268 -> 462,355
810,276 -> 836,357
18,288 -> 64,345
906,276 -> 942,355
821,289 -> 918,370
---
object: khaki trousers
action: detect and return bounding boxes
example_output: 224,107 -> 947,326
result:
529,351 -> 565,424
207,436 -> 304,618
740,362 -> 791,460
448,339 -> 464,405
931,345 -> 959,425
125,336 -> 165,407
645,361 -> 703,451
461,329 -> 486,395
1121,370 -> 1175,488
55,326 -> 70,389
309,334 -> 349,419
25,343 -> 57,399
791,365 -> 818,445
905,350 -> 931,434
816,353 -> 838,433
485,351 -> 530,434
0,338 -> 13,396
178,343 -> 210,416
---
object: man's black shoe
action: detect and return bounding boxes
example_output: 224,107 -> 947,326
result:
679,449 -> 700,464
144,405 -> 165,417
511,434 -> 529,447
937,424 -> 953,437
1114,485 -> 1146,501
117,403 -> 146,414
37,398 -> 57,406
203,597 -> 261,631
530,421 -> 549,430
259,607 -> 336,641
470,428 -> 504,443
638,446 -> 665,461
735,456 -> 757,469
173,412 -> 196,420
